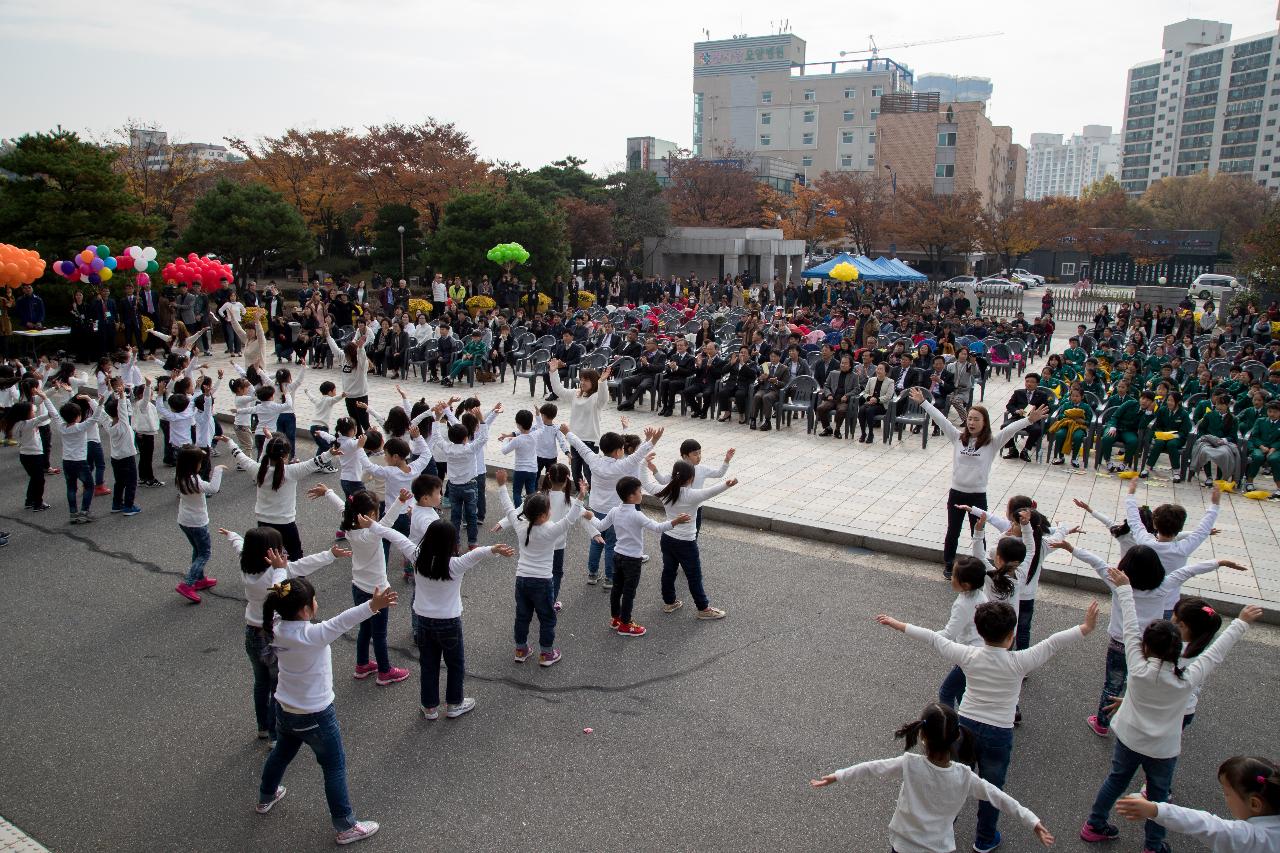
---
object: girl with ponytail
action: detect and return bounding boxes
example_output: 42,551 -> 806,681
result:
811,702 -> 1054,851
231,431 -> 337,560
1080,568 -> 1262,850
255,577 -> 395,846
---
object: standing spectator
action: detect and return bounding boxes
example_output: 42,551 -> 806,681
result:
118,283 -> 144,351
431,273 -> 448,306
88,286 -> 117,359
219,290 -> 246,355
13,283 -> 45,330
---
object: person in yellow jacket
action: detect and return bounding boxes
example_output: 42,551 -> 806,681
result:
1048,384 -> 1093,468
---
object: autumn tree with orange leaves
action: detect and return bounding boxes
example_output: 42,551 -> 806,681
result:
760,181 -> 843,254
662,148 -> 764,228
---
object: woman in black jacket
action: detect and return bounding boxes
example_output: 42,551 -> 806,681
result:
716,345 -> 759,424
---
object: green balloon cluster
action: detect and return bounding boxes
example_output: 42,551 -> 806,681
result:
486,242 -> 530,266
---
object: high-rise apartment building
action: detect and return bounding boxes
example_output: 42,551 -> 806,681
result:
915,74 -> 993,104
1025,125 -> 1121,199
692,33 -> 912,177
1120,17 -> 1280,195
875,98 -> 1026,210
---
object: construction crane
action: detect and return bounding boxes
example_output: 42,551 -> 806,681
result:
839,31 -> 1002,58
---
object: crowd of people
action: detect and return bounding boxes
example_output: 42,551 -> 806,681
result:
0,271 -> 1276,851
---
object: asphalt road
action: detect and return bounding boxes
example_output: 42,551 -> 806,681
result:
0,442 -> 1275,853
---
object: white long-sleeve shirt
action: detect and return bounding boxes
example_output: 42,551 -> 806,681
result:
156,396 -> 195,447
52,400 -> 98,462
500,430 -> 539,472
176,467 -> 222,527
446,407 -> 498,478
1124,494 -> 1220,610
231,446 -> 333,524
904,623 -> 1087,729
592,504 -> 673,559
1151,803 -> 1280,853
566,433 -> 652,514
429,428 -> 477,485
193,394 -> 216,448
322,490 -> 399,593
360,447 -> 433,500
939,589 -> 988,648
226,532 -> 335,627
328,335 -> 369,397
648,458 -> 730,490
12,400 -> 52,456
304,389 -> 341,427
499,489 -> 584,578
970,523 -> 1034,621
641,474 -> 729,542
384,530 -> 500,619
1109,585 -> 1248,759
533,419 -> 569,458
131,386 -> 159,435
549,371 -> 609,441
1067,545 -> 1221,643
271,601 -> 374,713
831,752 -> 1040,853
967,508 -> 1067,602
923,400 -> 1031,494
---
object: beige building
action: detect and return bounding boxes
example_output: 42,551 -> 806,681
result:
693,33 -> 913,178
875,98 -> 1026,210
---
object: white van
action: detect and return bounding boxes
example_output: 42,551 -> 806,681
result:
1189,273 -> 1240,300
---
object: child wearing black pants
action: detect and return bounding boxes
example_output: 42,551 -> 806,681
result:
591,476 -> 690,637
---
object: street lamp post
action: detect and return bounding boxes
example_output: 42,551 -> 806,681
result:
397,225 -> 405,279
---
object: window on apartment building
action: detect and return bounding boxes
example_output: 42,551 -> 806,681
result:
935,164 -> 955,178
870,108 -> 879,119
760,112 -> 771,125
803,89 -> 816,101
868,131 -> 877,143
802,155 -> 813,167
843,109 -> 855,121
761,91 -> 772,104
1061,263 -> 1077,276
841,130 -> 854,143
759,134 -> 771,146
844,87 -> 856,98
867,154 -> 875,167
840,155 -> 853,167
803,110 -> 815,123
802,132 -> 815,145
937,131 -> 957,146
871,87 -> 883,97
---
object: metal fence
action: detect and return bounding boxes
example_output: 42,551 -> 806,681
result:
1042,288 -> 1137,323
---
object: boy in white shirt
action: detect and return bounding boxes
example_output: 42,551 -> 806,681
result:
132,378 -> 163,487
533,402 -> 568,478
305,380 -> 343,473
592,475 -> 690,637
498,409 -> 541,506
876,599 -> 1099,853
96,387 -> 141,516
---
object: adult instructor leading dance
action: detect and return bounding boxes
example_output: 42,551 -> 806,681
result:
910,387 -> 1049,579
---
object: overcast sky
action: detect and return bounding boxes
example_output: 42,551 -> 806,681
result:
5,0 -> 1278,175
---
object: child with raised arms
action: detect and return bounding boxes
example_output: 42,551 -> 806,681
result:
174,440 -> 228,603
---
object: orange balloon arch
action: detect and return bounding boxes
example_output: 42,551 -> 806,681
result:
0,243 -> 45,288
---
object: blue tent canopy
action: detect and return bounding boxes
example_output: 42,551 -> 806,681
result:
800,252 -> 892,281
876,256 -> 927,281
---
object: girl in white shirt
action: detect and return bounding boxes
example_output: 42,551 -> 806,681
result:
2,391 -> 53,510
256,577 -> 393,846
811,701 -> 1053,853
312,486 -> 411,687
643,458 -> 735,620
132,379 -> 162,487
272,365 -> 304,460
174,442 -> 226,604
1115,755 -> 1280,853
304,380 -> 342,470
230,434 -> 336,560
219,526 -> 343,744
493,468 -> 590,666
383,518 -> 512,720
1080,572 -> 1258,851
936,557 -> 989,709
96,392 -> 140,515
546,363 -> 612,487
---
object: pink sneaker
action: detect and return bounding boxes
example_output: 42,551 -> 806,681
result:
175,583 -> 201,603
193,578 -> 218,591
353,662 -> 378,680
514,646 -> 533,663
335,821 -> 379,845
553,600 -> 563,612
376,666 -> 410,686
1085,715 -> 1111,737
1078,820 -> 1120,842
539,649 -> 562,667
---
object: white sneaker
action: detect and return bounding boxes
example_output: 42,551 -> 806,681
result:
446,697 -> 476,718
255,786 -> 286,814
420,706 -> 439,721
662,600 -> 683,613
696,606 -> 727,620
335,821 -> 379,845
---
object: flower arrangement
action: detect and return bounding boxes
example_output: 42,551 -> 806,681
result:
243,306 -> 268,331
576,290 -> 596,309
141,315 -> 154,338
408,298 -> 433,318
465,295 -> 496,317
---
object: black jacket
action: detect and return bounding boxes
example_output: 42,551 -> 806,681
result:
1005,387 -> 1053,417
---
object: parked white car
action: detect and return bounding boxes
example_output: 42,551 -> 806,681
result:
1189,273 -> 1241,300
1010,268 -> 1045,287
944,275 -> 978,288
974,277 -> 1023,295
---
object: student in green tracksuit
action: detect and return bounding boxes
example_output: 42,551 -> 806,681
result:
1244,399 -> 1280,496
1143,391 -> 1192,481
1264,369 -> 1280,399
1237,389 -> 1269,437
1047,384 -> 1093,467
1181,366 -> 1214,402
1078,364 -> 1106,402
1063,338 -> 1088,366
446,329 -> 488,386
1100,389 -> 1156,472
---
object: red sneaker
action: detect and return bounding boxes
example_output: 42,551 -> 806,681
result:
609,617 -> 621,630
514,646 -> 533,663
353,662 -> 379,680
376,666 -> 410,686
175,583 -> 201,604
193,578 -> 218,591
1085,714 -> 1111,738
93,485 -> 111,497
616,621 -> 647,637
